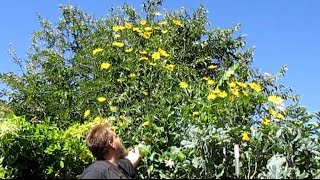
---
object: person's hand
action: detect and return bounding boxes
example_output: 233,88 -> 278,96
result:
126,142 -> 145,168
134,141 -> 145,156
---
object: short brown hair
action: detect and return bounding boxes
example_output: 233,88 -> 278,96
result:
86,124 -> 113,160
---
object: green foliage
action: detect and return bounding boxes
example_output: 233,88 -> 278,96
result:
0,0 -> 320,179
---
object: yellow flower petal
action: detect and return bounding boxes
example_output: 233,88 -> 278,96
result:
112,41 -> 125,48
139,57 -> 149,61
125,48 -> 133,53
261,118 -> 271,125
140,20 -> 147,25
92,48 -> 104,55
179,82 -> 189,89
112,25 -> 125,32
164,64 -> 175,71
84,110 -> 90,118
124,22 -> 133,29
172,20 -> 182,26
249,82 -> 262,93
142,120 -> 150,127
97,97 -> 107,102
152,52 -> 161,60
241,131 -> 250,141
192,111 -> 200,116
208,65 -> 217,69
139,50 -> 148,55
158,48 -> 169,57
268,95 -> 284,104
100,62 -> 111,70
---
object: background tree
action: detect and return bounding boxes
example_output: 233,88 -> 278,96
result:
0,0 -> 319,179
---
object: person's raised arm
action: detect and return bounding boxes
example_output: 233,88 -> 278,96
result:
125,142 -> 145,168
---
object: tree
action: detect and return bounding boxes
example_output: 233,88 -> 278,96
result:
0,0 -> 319,178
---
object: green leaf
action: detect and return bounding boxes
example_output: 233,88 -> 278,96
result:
60,160 -> 64,168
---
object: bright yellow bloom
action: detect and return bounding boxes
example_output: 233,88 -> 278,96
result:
94,116 -> 102,122
142,120 -> 150,126
142,91 -> 148,96
140,19 -> 147,25
139,50 -> 148,55
242,90 -> 249,96
132,27 -> 142,32
109,106 -> 118,112
249,82 -> 262,92
192,111 -> 200,116
144,27 -> 153,31
179,82 -> 189,89
269,109 -> 285,120
92,48 -> 104,55
231,88 -> 240,97
268,95 -> 284,104
276,113 -> 285,120
152,52 -> 161,60
218,90 -> 228,98
172,20 -> 182,26
154,26 -> 161,30
112,41 -> 125,47
269,109 -> 278,117
161,30 -> 168,34
164,64 -> 175,71
100,62 -> 111,70
125,48 -> 133,53
112,25 -> 125,32
261,118 -> 271,125
241,131 -> 250,141
124,22 -> 133,29
207,80 -> 215,85
158,21 -> 167,25
236,82 -> 248,88
207,93 -> 217,100
208,65 -> 217,69
97,97 -> 107,102
117,78 -> 125,83
84,110 -> 90,118
139,57 -> 149,61
202,77 -> 210,81
228,82 -> 237,88
142,31 -> 152,39
114,34 -> 121,39
129,73 -> 136,78
158,48 -> 169,57
119,121 -> 126,128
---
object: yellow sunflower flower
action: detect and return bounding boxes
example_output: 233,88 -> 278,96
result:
140,20 -> 147,25
164,64 -> 175,71
241,131 -> 250,141
112,41 -> 125,48
152,52 -> 161,60
84,110 -> 90,118
248,82 -> 262,93
261,118 -> 271,125
125,48 -> 133,53
208,65 -> 217,69
268,95 -> 284,104
124,22 -> 133,29
92,48 -> 104,55
100,62 -> 111,70
179,82 -> 189,89
172,20 -> 182,26
97,97 -> 107,102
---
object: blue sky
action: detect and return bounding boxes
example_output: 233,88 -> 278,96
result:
0,0 -> 319,113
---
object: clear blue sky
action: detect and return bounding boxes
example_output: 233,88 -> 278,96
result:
0,1 -> 319,113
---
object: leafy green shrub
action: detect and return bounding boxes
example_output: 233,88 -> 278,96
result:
1,0 -> 320,179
